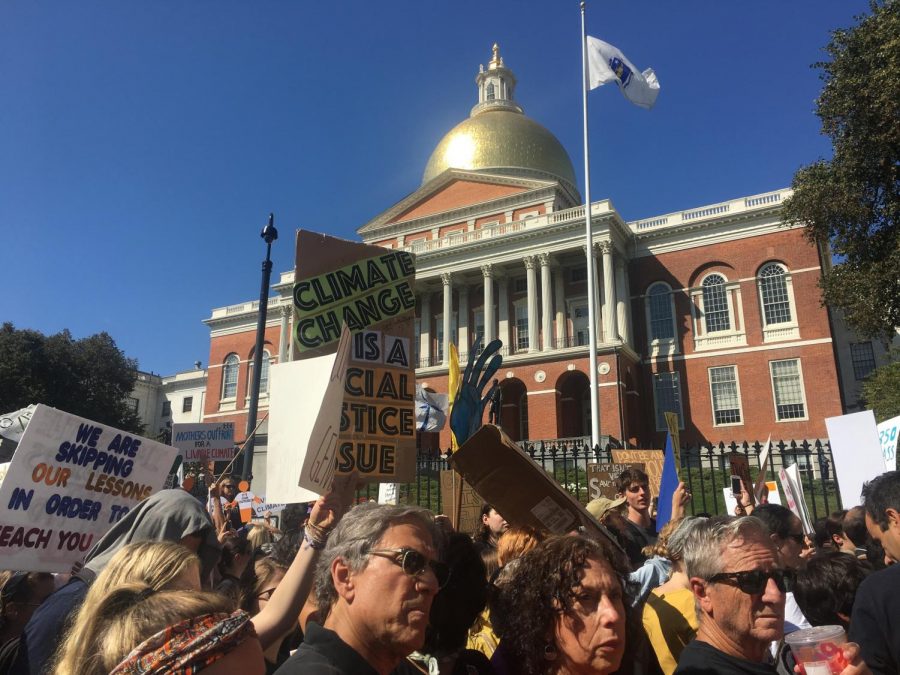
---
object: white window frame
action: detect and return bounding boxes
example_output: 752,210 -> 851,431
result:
708,365 -> 744,427
757,262 -> 799,342
513,299 -> 529,351
690,272 -> 746,351
566,296 -> 590,347
434,312 -> 458,362
247,349 -> 271,399
769,358 -> 809,422
850,341 -> 876,381
644,282 -> 678,357
653,372 -> 684,431
472,307 -> 485,342
221,354 -> 239,402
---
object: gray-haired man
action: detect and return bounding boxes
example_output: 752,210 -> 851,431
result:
275,502 -> 446,675
676,516 -> 867,675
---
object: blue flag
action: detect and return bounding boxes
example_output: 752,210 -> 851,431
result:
656,432 -> 679,532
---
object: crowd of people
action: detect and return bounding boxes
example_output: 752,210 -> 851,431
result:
2,465 -> 900,675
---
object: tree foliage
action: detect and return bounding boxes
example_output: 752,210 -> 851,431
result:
0,323 -> 143,434
862,356 -> 900,422
782,0 -> 900,342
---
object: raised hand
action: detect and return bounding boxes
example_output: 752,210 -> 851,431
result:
449,336 -> 503,447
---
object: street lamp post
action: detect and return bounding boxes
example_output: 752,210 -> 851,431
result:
242,213 -> 278,482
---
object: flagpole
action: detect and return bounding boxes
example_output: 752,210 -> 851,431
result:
580,0 -> 600,450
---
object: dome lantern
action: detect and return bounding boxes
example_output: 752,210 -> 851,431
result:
472,43 -> 521,116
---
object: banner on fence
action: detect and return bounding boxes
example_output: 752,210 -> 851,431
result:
267,325 -> 352,503
293,231 -> 417,482
0,404 -> 177,572
611,450 -> 664,497
439,470 -> 482,534
450,425 -> 622,549
779,463 -> 813,535
878,415 -> 900,472
825,410 -> 884,509
171,422 -> 235,462
587,462 -> 645,500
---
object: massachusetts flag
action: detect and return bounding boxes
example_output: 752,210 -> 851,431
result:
586,36 -> 660,109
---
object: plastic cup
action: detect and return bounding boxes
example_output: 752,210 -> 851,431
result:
784,625 -> 848,675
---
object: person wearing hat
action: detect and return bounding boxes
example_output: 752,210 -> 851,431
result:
586,496 -> 646,571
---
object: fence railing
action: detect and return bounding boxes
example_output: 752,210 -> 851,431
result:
354,438 -> 841,524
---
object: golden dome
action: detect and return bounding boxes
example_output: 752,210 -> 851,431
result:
422,109 -> 578,190
422,45 -> 578,193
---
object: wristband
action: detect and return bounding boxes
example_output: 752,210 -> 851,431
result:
304,525 -> 327,550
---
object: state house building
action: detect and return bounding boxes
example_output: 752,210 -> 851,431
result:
201,46 -> 875,489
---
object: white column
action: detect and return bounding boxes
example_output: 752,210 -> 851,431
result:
601,242 -> 619,342
498,277 -> 510,349
588,243 -> 603,340
615,259 -> 629,345
539,253 -> 552,351
278,305 -> 291,363
419,292 -> 431,366
458,283 -> 470,354
481,264 -> 495,343
554,266 -> 565,347
622,260 -> 634,346
441,273 -> 452,365
524,256 -> 539,352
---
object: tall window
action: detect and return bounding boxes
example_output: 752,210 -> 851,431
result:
653,372 -> 683,431
515,303 -> 529,350
770,359 -> 806,420
709,366 -> 742,425
850,342 -> 876,380
702,274 -> 731,333
758,263 -> 792,325
647,283 -> 675,341
182,397 -> 193,413
248,350 -> 271,394
435,314 -> 457,362
486,82 -> 495,101
161,401 -> 171,417
222,354 -> 239,399
128,397 -> 139,414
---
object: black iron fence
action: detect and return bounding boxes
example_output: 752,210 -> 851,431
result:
355,438 -> 842,524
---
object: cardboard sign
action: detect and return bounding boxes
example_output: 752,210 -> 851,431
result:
267,326 -> 352,503
0,404 -> 177,572
449,425 -> 621,549
587,462 -> 645,500
439,470 -> 483,535
293,231 -> 417,482
611,450 -> 664,497
878,415 -> 900,472
171,422 -> 235,462
728,452 -> 755,507
825,410 -> 885,509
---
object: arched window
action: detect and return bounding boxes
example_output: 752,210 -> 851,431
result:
702,274 -> 731,333
647,283 -> 675,341
248,350 -> 271,395
486,83 -> 495,101
222,354 -> 239,400
758,263 -> 792,325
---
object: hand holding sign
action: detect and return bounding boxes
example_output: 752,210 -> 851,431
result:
450,336 -> 503,447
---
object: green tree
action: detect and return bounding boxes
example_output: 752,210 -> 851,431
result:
0,323 -> 143,433
781,0 -> 900,343
862,356 -> 900,422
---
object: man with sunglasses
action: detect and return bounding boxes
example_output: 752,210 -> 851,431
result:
276,502 -> 446,675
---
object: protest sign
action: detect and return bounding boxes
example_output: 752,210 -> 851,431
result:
878,415 -> 900,472
0,404 -> 37,463
171,422 -> 235,462
252,500 -> 286,518
754,436 -> 772,502
293,231 -> 417,482
779,464 -> 813,535
0,404 -> 177,572
439,470 -> 483,534
825,410 -> 884,510
722,480 -> 780,515
611,450 -> 664,497
587,462 -> 645,500
450,425 -> 621,549
267,325 -> 352,504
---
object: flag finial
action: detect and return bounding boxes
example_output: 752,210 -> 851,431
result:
489,43 -> 503,69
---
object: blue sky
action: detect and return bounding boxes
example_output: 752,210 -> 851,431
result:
1,1 -> 869,376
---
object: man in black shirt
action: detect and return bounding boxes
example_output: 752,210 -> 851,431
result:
615,467 -> 656,566
276,503 -> 444,675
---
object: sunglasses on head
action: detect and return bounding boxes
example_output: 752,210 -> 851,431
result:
369,548 -> 451,589
708,569 -> 795,594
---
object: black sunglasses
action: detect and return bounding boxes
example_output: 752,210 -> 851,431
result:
708,569 -> 795,594
369,548 -> 451,589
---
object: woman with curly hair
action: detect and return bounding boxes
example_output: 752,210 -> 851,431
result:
492,534 -> 630,675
